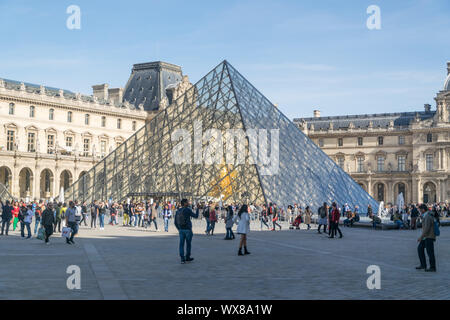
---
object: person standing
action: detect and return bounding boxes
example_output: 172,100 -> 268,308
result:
0,199 -> 13,236
80,202 -> 88,226
23,204 -> 33,239
162,204 -> 172,232
367,204 -> 373,218
203,202 -> 211,235
207,205 -> 217,235
150,202 -> 158,230
416,204 -> 437,272
260,204 -> 270,230
410,204 -> 419,230
41,202 -> 55,244
329,202 -> 343,238
98,202 -> 106,230
54,203 -> 62,233
224,205 -> 235,240
123,201 -> 130,226
18,202 -> 27,237
174,199 -> 199,264
90,201 -> 98,229
304,206 -> 312,230
317,202 -> 328,234
65,201 -> 79,245
12,201 -> 20,231
271,203 -> 282,231
233,204 -> 251,256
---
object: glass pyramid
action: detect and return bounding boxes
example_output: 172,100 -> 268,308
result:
64,61 -> 378,211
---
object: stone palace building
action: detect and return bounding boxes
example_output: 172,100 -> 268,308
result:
0,61 -> 188,200
294,62 -> 450,205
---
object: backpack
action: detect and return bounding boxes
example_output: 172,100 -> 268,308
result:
74,207 -> 82,222
434,220 -> 440,237
319,207 -> 327,219
203,206 -> 210,219
176,208 -> 189,229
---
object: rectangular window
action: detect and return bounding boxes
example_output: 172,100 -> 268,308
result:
101,140 -> 106,155
132,121 -> 137,131
338,157 -> 345,169
7,130 -> 15,151
9,103 -> 14,115
378,136 -> 384,145
49,109 -> 54,120
101,116 -> 106,127
357,137 -> 363,146
67,111 -> 72,123
85,114 -> 90,125
83,138 -> 90,156
27,133 -> 36,152
117,119 -> 122,129
318,138 -> 324,147
338,138 -> 343,147
398,136 -> 405,145
47,135 -> 54,154
66,136 -> 73,148
426,154 -> 433,171
377,156 -> 384,172
357,157 -> 364,173
427,133 -> 432,143
398,155 -> 406,172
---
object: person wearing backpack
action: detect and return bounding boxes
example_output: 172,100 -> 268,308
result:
317,202 -> 328,234
174,199 -> 199,264
416,204 -> 437,272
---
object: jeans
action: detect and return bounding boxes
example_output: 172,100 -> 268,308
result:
395,220 -> 404,229
179,229 -> 193,260
164,218 -> 169,232
34,217 -> 41,234
68,222 -> 79,241
54,219 -> 61,233
226,227 -> 234,239
418,238 -> 436,269
329,222 -> 342,238
24,222 -> 32,238
261,217 -> 269,229
205,219 -> 210,233
207,221 -> 216,234
150,218 -> 158,230
91,215 -> 97,228
99,214 -> 105,228
79,213 -> 88,226
1,219 -> 11,235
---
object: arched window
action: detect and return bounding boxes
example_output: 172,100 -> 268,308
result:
67,111 -> 72,123
49,108 -> 54,120
9,103 -> 15,115
101,116 -> 106,127
29,106 -> 35,118
85,114 -> 90,125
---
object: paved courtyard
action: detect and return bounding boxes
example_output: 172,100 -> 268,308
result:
0,218 -> 449,300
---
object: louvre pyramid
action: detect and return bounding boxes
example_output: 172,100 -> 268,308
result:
64,61 -> 378,211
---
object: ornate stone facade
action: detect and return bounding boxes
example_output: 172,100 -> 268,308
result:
0,61 -> 189,201
294,62 -> 450,205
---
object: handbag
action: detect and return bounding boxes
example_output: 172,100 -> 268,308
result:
62,227 -> 71,238
37,227 -> 45,241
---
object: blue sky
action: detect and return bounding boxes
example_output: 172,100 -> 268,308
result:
0,0 -> 449,119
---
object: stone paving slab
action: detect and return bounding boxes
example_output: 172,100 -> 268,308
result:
0,219 -> 449,300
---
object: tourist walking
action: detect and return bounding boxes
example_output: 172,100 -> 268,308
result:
99,202 -> 106,230
34,203 -> 42,235
410,204 -> 419,230
54,203 -> 62,233
0,199 -> 13,236
270,203 -> 282,231
224,205 -> 235,240
317,202 -> 328,234
22,204 -> 33,238
65,201 -> 79,244
260,205 -> 270,230
233,204 -> 251,256
416,204 -> 437,272
41,202 -> 55,244
80,202 -> 88,226
203,202 -> 211,235
207,205 -> 217,235
174,199 -> 199,264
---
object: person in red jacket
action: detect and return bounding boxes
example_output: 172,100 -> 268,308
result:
329,202 -> 343,239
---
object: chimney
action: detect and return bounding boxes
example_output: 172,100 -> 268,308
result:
424,104 -> 431,112
447,61 -> 450,75
313,110 -> 321,118
108,88 -> 124,104
92,84 -> 109,101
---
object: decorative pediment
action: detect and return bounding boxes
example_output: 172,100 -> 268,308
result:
25,125 -> 39,132
335,152 -> 345,158
354,151 -> 365,159
395,149 -> 408,158
375,150 -> 387,158
4,122 -> 18,130
114,136 -> 125,142
82,131 -> 93,138
64,129 -> 76,136
45,127 -> 57,134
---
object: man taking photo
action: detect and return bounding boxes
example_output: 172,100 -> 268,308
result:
174,199 -> 199,264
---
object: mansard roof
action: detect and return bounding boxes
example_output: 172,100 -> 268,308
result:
294,110 -> 436,131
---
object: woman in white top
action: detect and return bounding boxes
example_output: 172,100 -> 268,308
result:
233,204 -> 251,256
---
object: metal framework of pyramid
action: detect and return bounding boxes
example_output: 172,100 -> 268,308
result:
0,183 -> 14,201
64,61 -> 378,211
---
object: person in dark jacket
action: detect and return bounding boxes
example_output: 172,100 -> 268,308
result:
0,199 -> 13,236
41,202 -> 55,244
174,199 -> 199,264
329,202 -> 343,238
410,204 -> 419,230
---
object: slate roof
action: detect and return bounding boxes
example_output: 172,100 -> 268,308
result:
122,61 -> 183,111
294,110 -> 436,131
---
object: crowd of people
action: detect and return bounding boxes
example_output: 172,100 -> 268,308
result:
0,197 -> 443,270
